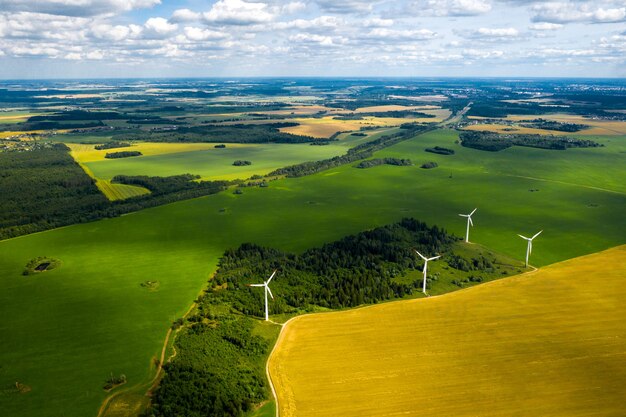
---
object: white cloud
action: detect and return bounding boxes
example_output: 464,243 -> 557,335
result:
364,28 -> 437,41
282,1 -> 306,14
91,23 -> 132,41
315,0 -> 375,14
144,17 -> 178,36
289,33 -> 341,46
170,9 -> 201,23
363,18 -> 394,27
409,0 -> 492,17
86,50 -> 104,59
64,52 -> 82,60
203,0 -> 275,25
529,22 -> 563,31
531,3 -> 626,24
467,27 -> 520,39
0,0 -> 161,17
184,26 -> 229,41
274,15 -> 343,30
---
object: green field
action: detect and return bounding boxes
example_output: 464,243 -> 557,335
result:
0,129 -> 624,417
75,132 -> 386,182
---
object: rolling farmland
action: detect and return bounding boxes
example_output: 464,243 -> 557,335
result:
269,245 -> 626,417
0,127 -> 624,417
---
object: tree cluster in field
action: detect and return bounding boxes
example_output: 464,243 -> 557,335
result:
214,144 -> 226,148
103,373 -> 126,390
111,174 -> 227,197
420,162 -> 438,169
519,118 -> 589,132
118,124 -> 314,144
269,124 -> 432,177
94,142 -> 132,150
425,146 -> 455,155
149,317 -> 270,417
232,160 -> 252,166
104,151 -> 142,159
355,158 -> 412,169
0,144 -> 230,240
351,132 -> 367,137
459,131 -> 601,152
22,256 -> 61,275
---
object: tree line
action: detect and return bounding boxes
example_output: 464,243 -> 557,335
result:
459,131 -> 601,152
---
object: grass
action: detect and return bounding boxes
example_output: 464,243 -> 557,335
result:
268,245 -> 626,417
96,180 -> 151,201
0,128 -> 623,417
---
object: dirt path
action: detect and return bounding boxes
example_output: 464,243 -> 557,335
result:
501,173 -> 625,195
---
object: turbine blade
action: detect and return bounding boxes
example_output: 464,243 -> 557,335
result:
529,241 -> 533,255
532,230 -> 543,239
459,214 -> 468,217
267,269 -> 277,284
468,216 -> 473,226
266,285 -> 274,300
518,234 -> 529,240
414,249 -> 427,260
248,284 -> 265,287
429,255 -> 441,261
470,208 -> 477,216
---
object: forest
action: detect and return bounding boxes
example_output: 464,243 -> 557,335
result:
118,124 -> 315,144
459,131 -> 601,152
355,158 -> 412,168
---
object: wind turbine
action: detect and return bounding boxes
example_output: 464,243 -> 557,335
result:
248,270 -> 277,321
518,230 -> 542,267
415,250 -> 441,294
459,208 -> 477,243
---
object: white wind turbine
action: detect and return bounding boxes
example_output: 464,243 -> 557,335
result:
248,270 -> 277,321
415,250 -> 441,294
518,230 -> 542,267
459,208 -> 477,243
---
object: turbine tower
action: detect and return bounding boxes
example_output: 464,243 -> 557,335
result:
518,230 -> 542,267
248,270 -> 277,321
415,250 -> 441,294
459,208 -> 477,243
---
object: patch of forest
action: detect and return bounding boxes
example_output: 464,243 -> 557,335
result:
355,158 -> 412,168
459,131 -> 601,152
150,218 -> 511,417
334,110 -> 437,120
118,124 -> 315,144
269,124 -> 432,177
105,151 -> 142,159
518,118 -> 589,132
425,146 -> 455,155
94,142 -> 132,150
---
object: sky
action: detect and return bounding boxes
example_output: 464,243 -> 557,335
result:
0,0 -> 624,79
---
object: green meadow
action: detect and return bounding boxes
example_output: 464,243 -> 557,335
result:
0,129 -> 624,417
78,131 -> 386,182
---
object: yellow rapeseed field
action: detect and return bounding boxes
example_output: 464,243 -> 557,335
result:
269,245 -> 626,417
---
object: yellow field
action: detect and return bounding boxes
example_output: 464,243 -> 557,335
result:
67,142 -> 232,163
269,245 -> 626,417
278,116 -> 411,138
96,179 -> 150,201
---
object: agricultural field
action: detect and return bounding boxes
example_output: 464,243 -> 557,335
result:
268,245 -> 626,417
68,131 -> 389,184
466,114 -> 626,136
0,125 -> 624,417
278,115 -> 407,138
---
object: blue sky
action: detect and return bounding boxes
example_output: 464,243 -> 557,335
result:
0,0 -> 624,79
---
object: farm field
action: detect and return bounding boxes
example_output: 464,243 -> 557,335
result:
268,245 -> 626,417
0,128 -> 624,417
69,131 -> 388,182
278,116 -> 412,138
467,114 -> 626,136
